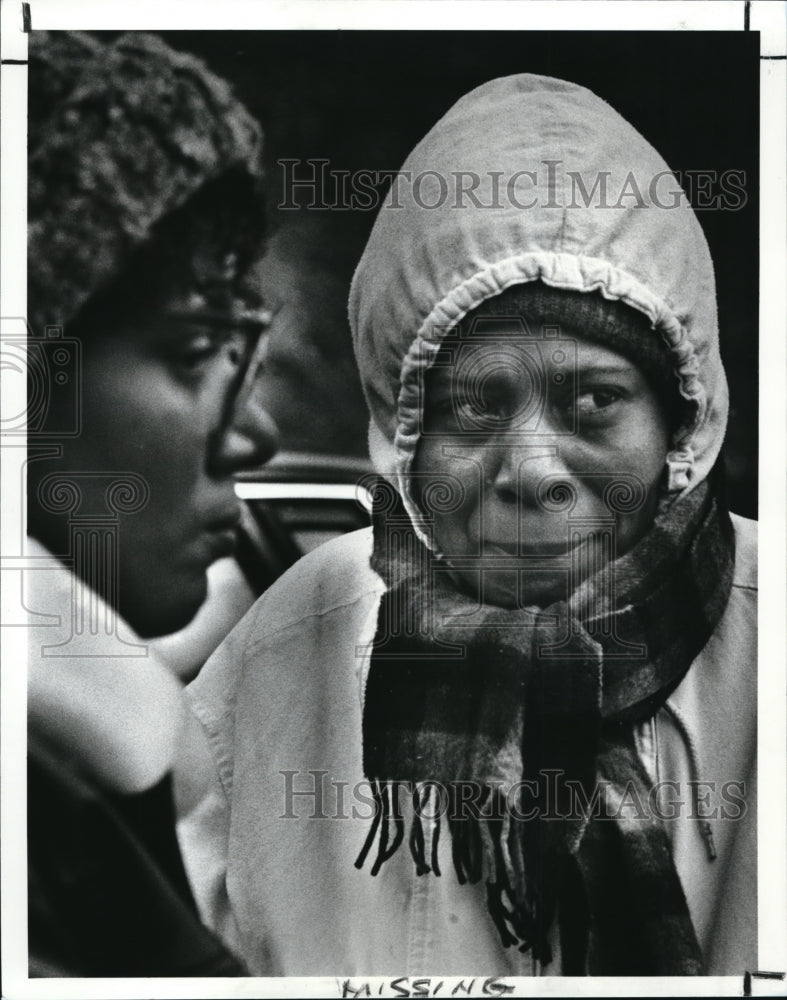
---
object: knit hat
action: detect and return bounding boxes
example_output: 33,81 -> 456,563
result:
456,282 -> 679,410
28,31 -> 265,334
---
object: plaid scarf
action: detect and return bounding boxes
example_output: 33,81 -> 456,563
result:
356,477 -> 735,975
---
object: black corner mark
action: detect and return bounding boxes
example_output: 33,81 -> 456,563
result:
22,2 -> 31,32
744,0 -> 751,31
743,971 -> 786,996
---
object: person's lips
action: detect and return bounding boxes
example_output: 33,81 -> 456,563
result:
191,508 -> 242,564
204,528 -> 238,561
482,539 -> 579,557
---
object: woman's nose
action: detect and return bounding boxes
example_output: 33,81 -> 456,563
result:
491,439 -> 573,508
218,393 -> 280,470
210,358 -> 280,474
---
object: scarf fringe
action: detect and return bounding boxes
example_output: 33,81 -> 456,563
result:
355,781 -> 547,956
358,478 -> 729,974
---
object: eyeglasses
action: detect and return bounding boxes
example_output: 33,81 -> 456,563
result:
162,300 -> 274,420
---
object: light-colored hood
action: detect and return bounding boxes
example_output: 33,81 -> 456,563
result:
348,74 -> 727,536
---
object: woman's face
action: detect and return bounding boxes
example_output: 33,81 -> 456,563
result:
31,291 -> 279,638
412,322 -> 671,607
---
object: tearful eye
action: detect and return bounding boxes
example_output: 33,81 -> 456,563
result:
574,388 -> 622,415
553,385 -> 627,429
441,394 -> 510,422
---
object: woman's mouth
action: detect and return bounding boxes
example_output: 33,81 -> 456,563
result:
205,528 -> 238,561
482,538 -> 580,558
185,526 -> 238,567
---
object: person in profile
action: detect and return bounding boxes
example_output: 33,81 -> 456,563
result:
25,31 -> 278,976
183,74 -> 756,976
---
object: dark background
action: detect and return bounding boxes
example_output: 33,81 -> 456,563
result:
151,31 -> 759,518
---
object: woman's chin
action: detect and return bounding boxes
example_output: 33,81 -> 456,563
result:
452,567 -> 573,609
123,575 -> 209,639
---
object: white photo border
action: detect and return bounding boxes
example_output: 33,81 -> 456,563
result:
2,2 -> 784,997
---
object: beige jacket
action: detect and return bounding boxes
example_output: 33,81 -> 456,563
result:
183,73 -> 757,977
181,514 -> 756,976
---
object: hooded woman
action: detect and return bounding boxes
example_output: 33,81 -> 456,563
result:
183,74 -> 756,976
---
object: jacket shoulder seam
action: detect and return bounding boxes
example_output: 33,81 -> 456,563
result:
246,588 -> 383,651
